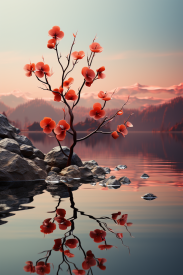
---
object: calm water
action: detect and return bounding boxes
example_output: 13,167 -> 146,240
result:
0,132 -> 183,275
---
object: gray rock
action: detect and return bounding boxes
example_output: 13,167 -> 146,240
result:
83,160 -> 98,169
28,154 -> 36,159
20,144 -> 33,157
44,146 -> 83,169
14,134 -> 34,147
46,165 -> 51,173
103,167 -> 111,174
60,165 -> 80,178
51,167 -> 61,173
0,148 -> 47,181
79,167 -> 93,178
0,138 -> 21,155
106,178 -> 121,189
0,114 -> 18,138
33,157 -> 47,171
92,166 -> 106,176
119,176 -> 131,185
33,148 -> 45,160
47,171 -> 58,176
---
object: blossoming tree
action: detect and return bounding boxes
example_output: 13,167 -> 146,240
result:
24,26 -> 133,166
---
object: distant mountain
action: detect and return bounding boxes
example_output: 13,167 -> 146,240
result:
0,94 -> 27,108
169,119 -> 183,131
0,101 -> 10,113
108,96 -> 183,131
5,96 -> 183,131
27,122 -> 42,131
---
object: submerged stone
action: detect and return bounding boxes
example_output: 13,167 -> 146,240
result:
141,173 -> 150,179
141,193 -> 157,200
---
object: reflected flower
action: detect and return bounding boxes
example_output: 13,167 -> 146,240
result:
53,238 -> 63,251
117,214 -> 128,226
35,261 -> 50,275
90,229 -> 106,243
97,258 -> 107,270
40,218 -> 56,234
23,261 -> 35,273
98,244 -> 114,250
56,208 -> 66,217
82,256 -> 96,270
64,250 -> 75,258
72,269 -> 86,275
111,211 -> 121,220
65,238 -> 78,249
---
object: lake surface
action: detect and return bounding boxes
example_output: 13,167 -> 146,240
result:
0,132 -> 183,275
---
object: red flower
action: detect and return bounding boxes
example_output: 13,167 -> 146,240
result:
48,26 -> 64,41
72,269 -> 86,275
117,124 -> 128,137
116,233 -> 123,239
117,110 -> 123,115
40,117 -> 56,134
96,66 -> 106,79
35,62 -> 51,78
85,80 -> 93,87
64,250 -> 75,258
52,88 -> 63,102
82,257 -> 96,270
111,211 -> 121,220
81,67 -> 95,83
65,238 -> 78,249
126,121 -> 133,127
89,42 -> 103,53
117,214 -> 128,226
24,63 -> 35,77
35,262 -> 50,275
89,229 -> 106,243
65,90 -> 78,101
89,103 -> 106,120
71,51 -> 85,60
127,222 -> 133,227
98,91 -> 111,101
63,77 -> 74,88
47,38 -> 56,49
23,261 -> 35,273
53,239 -> 62,251
54,120 -> 70,141
98,245 -> 114,250
97,258 -> 107,270
56,208 -> 66,217
40,218 -> 56,234
111,131 -> 119,139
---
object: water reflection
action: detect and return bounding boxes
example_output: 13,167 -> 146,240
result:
22,131 -> 183,172
23,189 -> 133,275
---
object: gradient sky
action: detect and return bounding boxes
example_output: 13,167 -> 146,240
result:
0,0 -> 183,109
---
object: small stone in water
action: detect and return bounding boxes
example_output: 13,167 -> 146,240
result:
114,165 -> 127,171
141,193 -> 157,200
141,173 -> 149,179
